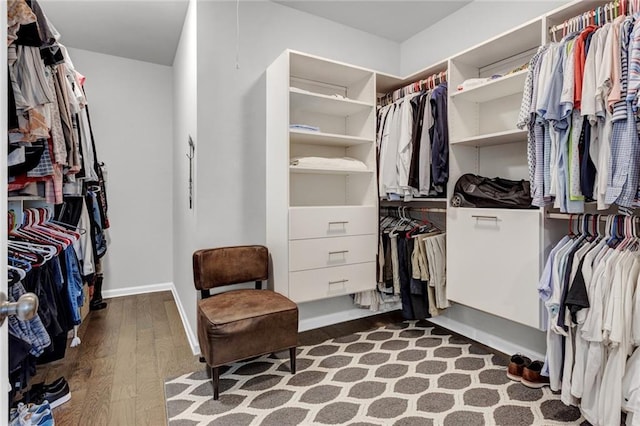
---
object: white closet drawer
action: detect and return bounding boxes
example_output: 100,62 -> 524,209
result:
289,206 -> 377,240
289,262 -> 376,303
289,234 -> 377,271
447,208 -> 543,328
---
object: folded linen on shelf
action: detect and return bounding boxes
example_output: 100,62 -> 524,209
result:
289,124 -> 320,132
290,156 -> 367,171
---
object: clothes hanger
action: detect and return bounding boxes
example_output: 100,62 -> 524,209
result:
8,256 -> 32,274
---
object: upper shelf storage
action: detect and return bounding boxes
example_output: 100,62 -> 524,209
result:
452,19 -> 542,68
289,50 -> 375,104
290,88 -> 373,116
450,69 -> 527,103
376,59 -> 448,95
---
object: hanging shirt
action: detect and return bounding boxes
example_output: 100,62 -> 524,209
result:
430,84 -> 448,191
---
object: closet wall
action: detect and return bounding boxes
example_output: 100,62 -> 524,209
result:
175,0 -> 401,347
62,48 -> 175,295
172,0 -> 199,351
400,0 -> 570,76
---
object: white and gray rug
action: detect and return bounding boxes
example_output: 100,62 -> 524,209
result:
165,320 -> 585,425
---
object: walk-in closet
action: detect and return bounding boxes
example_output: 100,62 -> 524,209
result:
4,0 -> 640,425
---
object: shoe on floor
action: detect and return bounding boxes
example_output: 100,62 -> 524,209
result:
507,354 -> 531,381
35,382 -> 71,409
29,377 -> 67,396
10,404 -> 51,426
521,360 -> 550,388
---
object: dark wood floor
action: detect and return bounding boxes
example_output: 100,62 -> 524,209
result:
28,291 -> 405,425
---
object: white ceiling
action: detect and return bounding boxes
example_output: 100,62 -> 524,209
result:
39,0 -> 189,66
37,0 -> 473,66
274,1 -> 473,42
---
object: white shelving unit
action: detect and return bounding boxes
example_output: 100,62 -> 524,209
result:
446,17 -> 545,329
266,50 -> 378,304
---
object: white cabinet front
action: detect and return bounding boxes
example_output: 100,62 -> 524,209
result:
447,208 -> 542,328
289,234 -> 377,272
289,206 -> 377,240
289,262 -> 376,303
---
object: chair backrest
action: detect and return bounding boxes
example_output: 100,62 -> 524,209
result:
193,245 -> 269,290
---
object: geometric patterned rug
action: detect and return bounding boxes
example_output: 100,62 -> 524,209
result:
164,320 -> 586,426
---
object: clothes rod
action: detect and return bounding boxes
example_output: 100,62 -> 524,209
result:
546,212 -> 635,221
549,0 -> 629,35
379,70 -> 448,106
382,207 -> 447,213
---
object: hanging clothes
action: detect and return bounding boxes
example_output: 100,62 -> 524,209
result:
377,78 -> 449,201
519,13 -> 640,213
356,209 -> 448,318
7,208 -> 86,393
539,214 -> 640,426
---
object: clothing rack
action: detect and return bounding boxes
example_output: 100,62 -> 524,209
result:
381,206 -> 447,214
549,0 -> 636,37
378,70 -> 447,106
547,212 -> 638,220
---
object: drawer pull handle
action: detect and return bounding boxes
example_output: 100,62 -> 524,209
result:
328,250 -> 349,256
328,221 -> 349,225
328,279 -> 349,285
471,215 -> 499,221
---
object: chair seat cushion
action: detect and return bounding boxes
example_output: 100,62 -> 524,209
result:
197,289 -> 298,367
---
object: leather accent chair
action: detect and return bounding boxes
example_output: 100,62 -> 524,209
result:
193,245 -> 298,399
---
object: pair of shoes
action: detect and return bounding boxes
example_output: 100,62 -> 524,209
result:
507,354 -> 550,388
10,400 -> 54,426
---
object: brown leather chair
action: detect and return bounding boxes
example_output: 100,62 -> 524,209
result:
193,245 -> 298,400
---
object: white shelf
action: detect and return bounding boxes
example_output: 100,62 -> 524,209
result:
8,196 -> 45,201
451,129 -> 527,147
290,166 -> 373,175
290,51 -> 373,88
290,88 -> 372,116
290,129 -> 372,147
450,70 -> 527,103
452,19 -> 542,68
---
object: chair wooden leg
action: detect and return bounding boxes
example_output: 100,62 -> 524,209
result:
212,366 -> 220,400
289,347 -> 297,374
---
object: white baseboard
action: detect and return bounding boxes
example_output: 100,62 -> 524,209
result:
102,282 -> 200,356
168,285 -> 200,356
299,304 -> 400,332
102,282 -> 174,299
427,315 -> 545,362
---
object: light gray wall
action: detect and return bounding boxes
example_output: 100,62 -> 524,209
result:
66,47 -> 174,293
400,0 -> 570,75
186,0 -> 399,342
195,0 -> 399,247
172,0 -> 199,350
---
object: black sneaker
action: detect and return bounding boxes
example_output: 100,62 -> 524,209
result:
35,382 -> 71,409
29,377 -> 67,395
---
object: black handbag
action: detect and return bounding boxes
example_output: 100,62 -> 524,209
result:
451,173 -> 533,209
